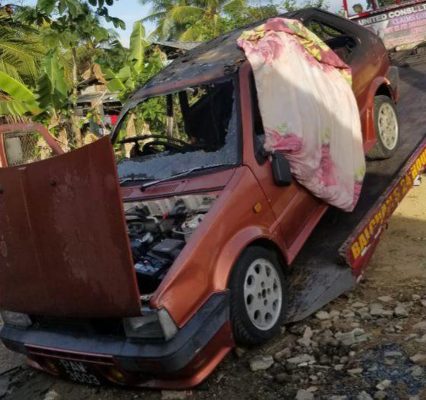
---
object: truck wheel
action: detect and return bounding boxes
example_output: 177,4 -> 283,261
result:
367,95 -> 399,160
229,246 -> 286,346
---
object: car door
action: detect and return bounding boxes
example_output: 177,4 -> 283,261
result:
241,66 -> 328,263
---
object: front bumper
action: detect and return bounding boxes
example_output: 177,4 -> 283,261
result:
0,292 -> 233,389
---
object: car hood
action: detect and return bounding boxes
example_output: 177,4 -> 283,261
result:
0,137 -> 141,318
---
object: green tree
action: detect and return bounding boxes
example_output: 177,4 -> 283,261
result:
20,0 -> 125,145
281,0 -> 328,11
221,0 -> 279,32
139,0 -> 188,40
140,0 -> 264,41
141,0 -> 329,41
106,21 -> 166,98
0,9 -> 44,84
0,5 -> 44,117
95,38 -> 129,73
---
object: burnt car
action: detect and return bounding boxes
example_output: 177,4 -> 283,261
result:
0,9 -> 399,388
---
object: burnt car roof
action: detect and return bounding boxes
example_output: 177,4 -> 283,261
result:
131,8 -> 365,100
131,10 -> 307,99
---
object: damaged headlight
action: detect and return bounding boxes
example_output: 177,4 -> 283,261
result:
0,310 -> 32,328
123,308 -> 177,341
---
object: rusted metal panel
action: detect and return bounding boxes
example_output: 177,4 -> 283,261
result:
0,137 -> 141,318
0,123 -> 64,157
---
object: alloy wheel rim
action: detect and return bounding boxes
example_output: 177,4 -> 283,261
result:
378,102 -> 398,151
243,258 -> 282,331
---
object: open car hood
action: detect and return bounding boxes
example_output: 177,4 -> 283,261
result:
0,137 -> 141,318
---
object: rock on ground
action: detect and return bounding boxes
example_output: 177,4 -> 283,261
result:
295,389 -> 314,400
410,353 -> 426,366
161,391 -> 191,400
249,355 -> 274,372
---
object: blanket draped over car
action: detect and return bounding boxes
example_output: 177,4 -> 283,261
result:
238,18 -> 366,212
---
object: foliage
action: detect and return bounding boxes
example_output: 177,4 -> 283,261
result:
36,50 -> 70,111
130,20 -> 147,75
27,0 -> 125,30
0,14 -> 44,84
16,0 -> 127,145
223,1 -> 279,31
0,71 -> 40,116
0,1 -> 122,121
106,21 -> 166,99
139,0 -> 259,41
95,39 -> 128,72
282,0 -> 329,11
141,0 -> 330,41
20,0 -> 126,89
139,0 -> 279,41
20,1 -> 121,70
139,0 -> 188,41
0,7 -> 45,117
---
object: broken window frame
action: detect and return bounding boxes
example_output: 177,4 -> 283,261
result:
112,74 -> 244,183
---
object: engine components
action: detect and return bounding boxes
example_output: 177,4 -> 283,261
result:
124,194 -> 217,293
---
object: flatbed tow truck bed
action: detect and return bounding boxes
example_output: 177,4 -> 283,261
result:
286,61 -> 426,322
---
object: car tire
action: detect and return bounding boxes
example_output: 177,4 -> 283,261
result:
367,95 -> 399,160
229,246 -> 286,346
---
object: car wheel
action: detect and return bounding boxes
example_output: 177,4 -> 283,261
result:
229,246 -> 286,346
367,95 -> 399,160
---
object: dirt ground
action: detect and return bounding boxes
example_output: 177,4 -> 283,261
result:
0,177 -> 425,400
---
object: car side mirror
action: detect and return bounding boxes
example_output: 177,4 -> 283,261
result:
271,152 -> 292,186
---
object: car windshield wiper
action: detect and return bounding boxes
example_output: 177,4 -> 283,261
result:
119,175 -> 155,186
140,163 -> 236,191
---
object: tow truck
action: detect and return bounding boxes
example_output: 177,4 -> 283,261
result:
286,0 -> 426,317
286,1 -> 426,322
0,8 -> 425,389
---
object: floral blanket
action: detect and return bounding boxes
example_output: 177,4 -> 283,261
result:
238,18 -> 365,212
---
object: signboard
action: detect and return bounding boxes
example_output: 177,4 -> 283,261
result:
353,2 -> 426,49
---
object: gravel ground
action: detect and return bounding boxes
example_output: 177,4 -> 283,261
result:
0,176 -> 425,400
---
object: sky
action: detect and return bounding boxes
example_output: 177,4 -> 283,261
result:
21,0 -> 346,47
94,0 -> 153,45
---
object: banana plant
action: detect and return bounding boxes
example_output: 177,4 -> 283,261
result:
106,21 -> 152,97
0,71 -> 40,116
0,7 -> 44,117
36,50 -> 71,111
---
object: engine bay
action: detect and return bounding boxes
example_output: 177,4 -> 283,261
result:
124,194 -> 218,294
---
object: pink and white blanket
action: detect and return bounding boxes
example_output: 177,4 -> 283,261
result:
238,18 -> 366,212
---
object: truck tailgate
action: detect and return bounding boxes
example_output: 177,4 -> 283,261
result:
0,137 -> 141,318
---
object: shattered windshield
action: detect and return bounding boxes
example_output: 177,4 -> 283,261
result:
113,78 -> 240,184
